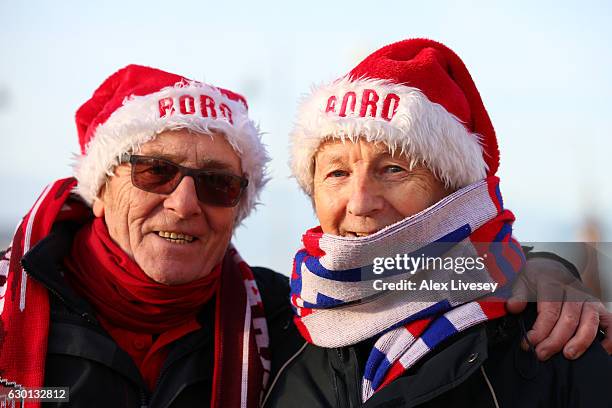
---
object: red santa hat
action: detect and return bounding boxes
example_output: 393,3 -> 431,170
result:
74,64 -> 268,222
290,38 -> 499,195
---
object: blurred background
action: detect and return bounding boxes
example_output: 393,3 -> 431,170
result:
0,1 -> 610,303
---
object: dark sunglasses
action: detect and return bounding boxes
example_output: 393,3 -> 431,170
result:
123,154 -> 248,207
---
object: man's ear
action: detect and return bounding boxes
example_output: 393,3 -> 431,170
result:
93,198 -> 105,217
92,185 -> 106,218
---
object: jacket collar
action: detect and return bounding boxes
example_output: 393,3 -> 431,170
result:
21,221 -> 96,317
365,325 -> 489,406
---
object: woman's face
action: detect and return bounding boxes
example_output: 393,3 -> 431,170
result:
313,139 -> 453,236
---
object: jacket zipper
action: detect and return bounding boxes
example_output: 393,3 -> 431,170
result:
153,363 -> 167,396
261,342 -> 309,407
149,333 -> 213,404
336,347 -> 360,408
140,389 -> 149,408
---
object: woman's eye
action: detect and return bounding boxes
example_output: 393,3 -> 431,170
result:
328,170 -> 348,178
383,165 -> 405,174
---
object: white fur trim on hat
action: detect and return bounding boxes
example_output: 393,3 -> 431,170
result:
74,81 -> 269,223
290,77 -> 487,195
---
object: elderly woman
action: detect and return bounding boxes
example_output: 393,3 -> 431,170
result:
263,39 -> 612,407
0,65 -> 290,407
0,60 -> 606,408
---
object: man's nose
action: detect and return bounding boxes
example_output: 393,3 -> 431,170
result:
163,176 -> 203,218
346,172 -> 384,217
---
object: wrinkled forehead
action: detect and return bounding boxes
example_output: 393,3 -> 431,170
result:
315,137 -> 406,163
136,129 -> 242,172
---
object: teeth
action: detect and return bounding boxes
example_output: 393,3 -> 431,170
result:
157,231 -> 194,242
348,232 -> 367,237
346,232 -> 370,238
165,238 -> 188,244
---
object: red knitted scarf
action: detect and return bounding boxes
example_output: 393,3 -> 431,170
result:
0,178 -> 270,407
65,216 -> 220,332
63,216 -> 220,388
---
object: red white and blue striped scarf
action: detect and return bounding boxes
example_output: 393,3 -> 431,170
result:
290,177 -> 525,402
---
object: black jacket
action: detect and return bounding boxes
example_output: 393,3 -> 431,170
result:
262,255 -> 612,408
20,222 -> 292,408
20,224 -> 612,407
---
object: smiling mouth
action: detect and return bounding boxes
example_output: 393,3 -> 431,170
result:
345,231 -> 375,238
156,231 -> 196,244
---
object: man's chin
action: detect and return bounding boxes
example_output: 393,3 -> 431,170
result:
137,235 -> 223,284
135,253 -> 211,285
140,264 -> 206,285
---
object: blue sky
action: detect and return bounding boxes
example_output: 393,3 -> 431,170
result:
1,0 -> 611,276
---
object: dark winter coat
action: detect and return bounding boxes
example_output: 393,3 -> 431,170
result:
262,251 -> 612,408
21,222 -> 291,408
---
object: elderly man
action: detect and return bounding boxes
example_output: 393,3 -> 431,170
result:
263,39 -> 612,407
0,62 -> 607,408
0,65 -> 291,407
